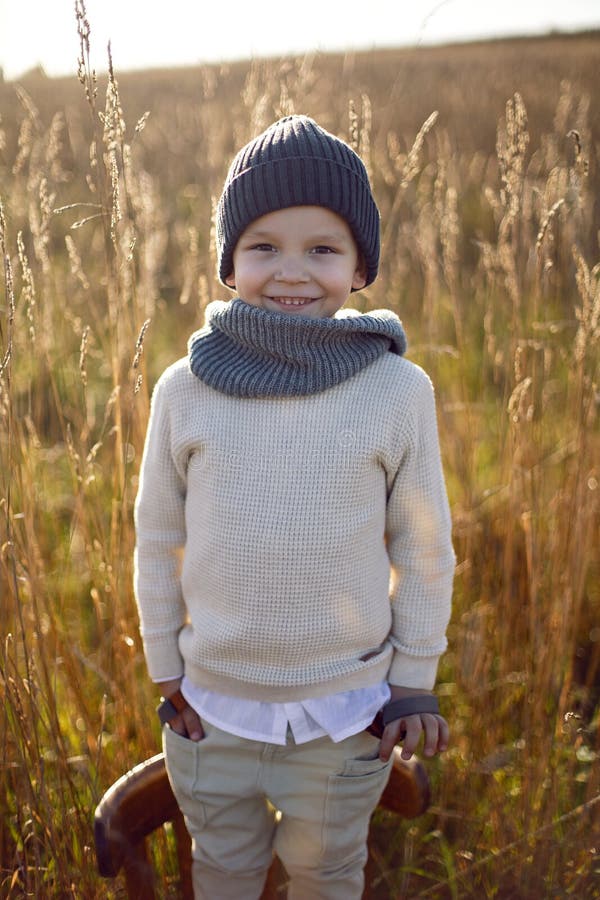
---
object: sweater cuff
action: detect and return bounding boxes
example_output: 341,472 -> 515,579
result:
142,639 -> 184,684
387,651 -> 440,691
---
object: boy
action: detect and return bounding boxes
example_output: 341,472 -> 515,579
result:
134,115 -> 455,899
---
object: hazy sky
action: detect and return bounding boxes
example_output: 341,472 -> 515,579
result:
1,0 -> 600,80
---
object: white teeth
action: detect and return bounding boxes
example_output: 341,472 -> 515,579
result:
274,297 -> 313,306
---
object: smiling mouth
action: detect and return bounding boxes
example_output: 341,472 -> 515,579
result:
269,297 -> 317,307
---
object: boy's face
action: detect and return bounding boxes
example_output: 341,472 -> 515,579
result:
225,206 -> 366,319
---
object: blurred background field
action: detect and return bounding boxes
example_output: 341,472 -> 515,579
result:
1,13 -> 599,898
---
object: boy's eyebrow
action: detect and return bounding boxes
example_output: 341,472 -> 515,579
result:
240,228 -> 275,239
241,227 -> 352,242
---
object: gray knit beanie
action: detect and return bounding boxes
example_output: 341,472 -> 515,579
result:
216,115 -> 380,288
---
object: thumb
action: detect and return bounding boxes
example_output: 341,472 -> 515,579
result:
181,707 -> 204,742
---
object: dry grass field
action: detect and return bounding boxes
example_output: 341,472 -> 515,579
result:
1,6 -> 599,897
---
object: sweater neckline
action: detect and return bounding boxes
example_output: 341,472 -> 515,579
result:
188,299 -> 407,398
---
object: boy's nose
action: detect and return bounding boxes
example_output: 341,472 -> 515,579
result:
274,256 -> 309,282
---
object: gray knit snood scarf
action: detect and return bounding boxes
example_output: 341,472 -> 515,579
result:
188,299 -> 407,398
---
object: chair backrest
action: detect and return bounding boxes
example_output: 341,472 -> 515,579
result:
94,747 -> 430,899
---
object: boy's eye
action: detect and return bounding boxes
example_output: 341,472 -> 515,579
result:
311,245 -> 335,254
251,243 -> 276,252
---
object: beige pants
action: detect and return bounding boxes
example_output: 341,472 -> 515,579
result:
163,720 -> 392,900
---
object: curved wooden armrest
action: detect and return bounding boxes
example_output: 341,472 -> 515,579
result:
94,752 -> 193,899
381,747 -> 431,819
94,753 -> 179,875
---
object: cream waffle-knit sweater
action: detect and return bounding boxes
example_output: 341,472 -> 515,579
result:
134,304 -> 455,700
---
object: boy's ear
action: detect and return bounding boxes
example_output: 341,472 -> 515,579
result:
352,258 -> 367,291
224,271 -> 236,289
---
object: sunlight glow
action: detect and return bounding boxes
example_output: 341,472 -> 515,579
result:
1,0 -> 599,80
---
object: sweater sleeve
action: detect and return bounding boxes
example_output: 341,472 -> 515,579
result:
385,370 -> 455,690
133,375 -> 188,681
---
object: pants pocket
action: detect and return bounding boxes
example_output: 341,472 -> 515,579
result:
321,735 -> 392,865
163,724 -> 208,830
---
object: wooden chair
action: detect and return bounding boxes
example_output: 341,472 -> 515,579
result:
94,748 -> 430,899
